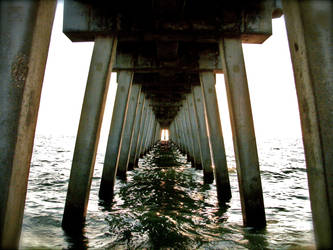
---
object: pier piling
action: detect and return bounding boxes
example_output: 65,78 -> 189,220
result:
116,83 -> 141,179
193,86 -> 214,184
99,69 -> 133,201
62,36 -> 117,230
186,94 -> 203,170
200,71 -> 232,202
0,1 -> 56,248
219,38 -> 266,227
283,0 -> 333,247
128,94 -> 145,170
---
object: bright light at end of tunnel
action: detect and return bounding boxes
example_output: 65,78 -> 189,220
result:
161,129 -> 169,141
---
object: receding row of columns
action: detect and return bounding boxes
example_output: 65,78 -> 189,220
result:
62,49 -> 161,231
169,38 -> 266,229
0,0 -> 332,249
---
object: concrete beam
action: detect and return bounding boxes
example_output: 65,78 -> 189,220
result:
219,37 -> 266,228
0,1 -> 56,248
99,70 -> 133,201
282,0 -> 333,247
63,0 -> 273,44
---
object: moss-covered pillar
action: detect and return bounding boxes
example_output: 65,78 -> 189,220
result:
0,1 -> 56,247
219,38 -> 266,228
116,83 -> 141,179
282,0 -> 333,247
193,86 -> 214,183
99,70 -> 133,201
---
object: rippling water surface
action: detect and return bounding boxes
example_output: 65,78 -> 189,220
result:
21,135 -> 314,249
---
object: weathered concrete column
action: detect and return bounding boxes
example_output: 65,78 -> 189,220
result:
175,120 -> 183,150
134,99 -> 148,166
178,114 -> 187,155
154,123 -> 160,143
149,120 -> 157,148
178,111 -> 190,157
62,36 -> 117,231
169,124 -> 175,142
183,100 -> 196,167
181,108 -> 193,161
143,112 -> 154,153
116,83 -> 141,179
173,118 -> 180,147
282,1 -> 333,247
0,1 -> 56,248
128,94 -> 145,170
199,71 -> 232,202
219,38 -> 266,227
139,107 -> 152,157
186,95 -> 202,169
193,86 -> 214,183
99,70 -> 133,201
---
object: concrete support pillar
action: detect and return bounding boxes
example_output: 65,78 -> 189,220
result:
154,123 -> 160,143
0,1 -> 56,247
173,119 -> 179,146
169,124 -> 174,142
282,1 -> 333,247
116,83 -> 141,179
128,94 -> 145,170
99,70 -> 133,201
183,100 -> 196,167
134,99 -> 148,166
178,112 -> 189,157
182,109 -> 192,161
175,120 -> 182,150
177,114 -> 187,154
186,94 -> 202,169
144,112 -> 154,153
193,86 -> 214,183
62,36 -> 117,230
219,38 -> 266,227
139,106 -> 151,157
199,71 -> 232,202
149,120 -> 157,148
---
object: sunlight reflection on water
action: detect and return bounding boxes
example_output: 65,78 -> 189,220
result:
20,135 -> 314,249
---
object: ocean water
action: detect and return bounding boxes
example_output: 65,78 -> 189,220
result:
20,135 -> 314,249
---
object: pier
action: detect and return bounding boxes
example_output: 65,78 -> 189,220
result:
0,0 -> 332,248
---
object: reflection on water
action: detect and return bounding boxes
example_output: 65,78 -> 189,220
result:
102,143 -> 230,249
21,135 -> 314,249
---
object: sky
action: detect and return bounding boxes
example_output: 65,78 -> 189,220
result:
36,2 -> 302,146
